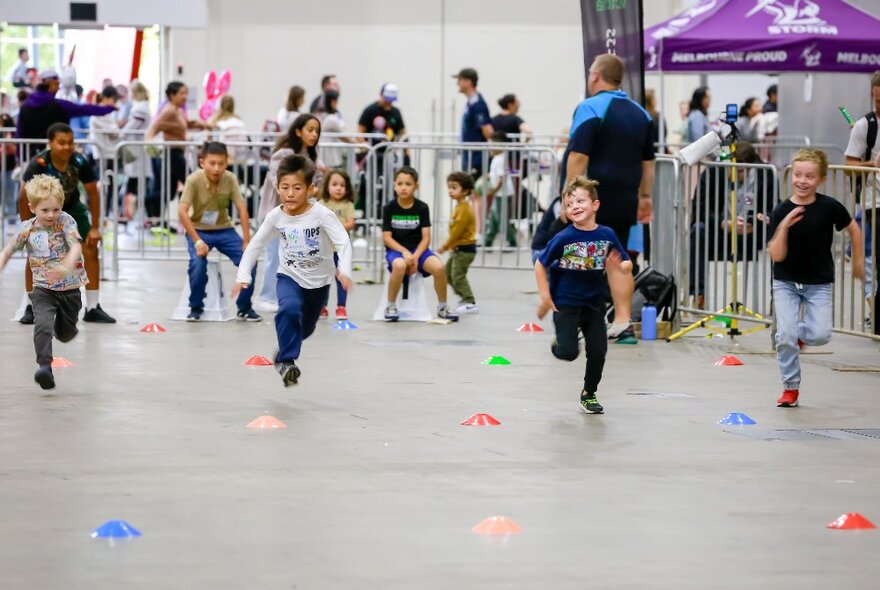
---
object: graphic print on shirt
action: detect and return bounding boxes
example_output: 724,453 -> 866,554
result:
16,217 -> 87,290
558,240 -> 611,271
281,225 -> 322,270
390,215 -> 420,231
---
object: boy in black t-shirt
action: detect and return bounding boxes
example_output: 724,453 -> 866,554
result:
381,167 -> 458,322
768,149 -> 864,408
535,177 -> 630,414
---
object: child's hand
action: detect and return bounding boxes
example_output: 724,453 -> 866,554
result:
195,240 -> 209,257
781,206 -> 804,229
336,272 -> 352,292
853,255 -> 866,281
537,295 -> 557,320
86,228 -> 102,247
231,282 -> 249,298
437,246 -> 446,255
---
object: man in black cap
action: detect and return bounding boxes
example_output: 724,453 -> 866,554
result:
454,68 -> 493,176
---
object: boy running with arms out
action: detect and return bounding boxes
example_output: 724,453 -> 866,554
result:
535,177 -> 631,414
233,155 -> 352,387
1,175 -> 87,389
767,148 -> 864,407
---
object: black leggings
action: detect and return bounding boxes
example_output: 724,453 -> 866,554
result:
551,302 -> 608,394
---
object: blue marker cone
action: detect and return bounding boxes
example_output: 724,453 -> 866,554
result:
718,412 -> 756,425
91,520 -> 142,539
332,320 -> 358,330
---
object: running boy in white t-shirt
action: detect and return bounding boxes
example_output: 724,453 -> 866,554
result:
234,155 -> 352,387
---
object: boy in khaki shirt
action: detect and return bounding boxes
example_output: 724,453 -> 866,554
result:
178,141 -> 259,322
438,172 -> 479,314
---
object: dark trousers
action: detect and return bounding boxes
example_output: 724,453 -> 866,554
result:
186,229 -> 255,313
276,275 -> 330,362
551,302 -> 608,394
322,253 -> 348,308
30,287 -> 82,368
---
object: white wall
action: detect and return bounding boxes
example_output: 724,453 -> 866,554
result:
4,0 -> 207,27
166,0 -> 703,137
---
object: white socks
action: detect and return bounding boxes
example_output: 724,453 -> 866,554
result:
85,290 -> 99,310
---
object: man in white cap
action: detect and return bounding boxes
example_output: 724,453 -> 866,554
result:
357,83 -> 406,144
15,70 -> 115,155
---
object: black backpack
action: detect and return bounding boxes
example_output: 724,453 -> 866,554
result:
854,111 -> 877,204
607,266 -> 677,323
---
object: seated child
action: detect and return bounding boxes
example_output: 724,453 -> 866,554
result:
382,166 -> 458,322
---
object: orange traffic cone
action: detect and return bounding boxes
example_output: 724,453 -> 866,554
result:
246,415 -> 287,429
461,413 -> 501,426
517,323 -> 544,332
140,323 -> 166,333
243,355 -> 273,366
714,355 -> 743,366
472,516 -> 522,535
51,357 -> 74,368
827,513 -> 876,530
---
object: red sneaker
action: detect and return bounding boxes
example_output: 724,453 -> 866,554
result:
319,307 -> 329,319
797,339 -> 805,351
777,389 -> 799,407
335,306 -> 348,320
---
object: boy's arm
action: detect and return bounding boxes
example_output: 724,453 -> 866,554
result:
846,220 -> 865,281
441,208 -> 467,252
534,260 -> 557,319
767,207 -> 803,262
383,232 -> 412,256
234,214 -> 275,286
61,217 -> 83,270
234,199 -> 251,246
83,181 -> 102,246
413,227 -> 431,259
325,213 -> 353,289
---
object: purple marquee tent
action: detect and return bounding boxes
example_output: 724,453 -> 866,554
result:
644,0 -> 880,73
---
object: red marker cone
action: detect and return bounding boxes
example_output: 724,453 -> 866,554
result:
714,355 -> 743,366
246,415 -> 287,429
243,355 -> 273,366
461,413 -> 501,426
140,323 -> 166,333
51,357 -> 74,368
517,323 -> 544,332
827,513 -> 876,530
472,516 -> 522,535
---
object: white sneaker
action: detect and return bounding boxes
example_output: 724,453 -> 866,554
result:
253,298 -> 279,313
455,302 -> 479,314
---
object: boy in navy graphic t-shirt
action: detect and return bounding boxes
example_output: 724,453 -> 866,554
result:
535,177 -> 631,414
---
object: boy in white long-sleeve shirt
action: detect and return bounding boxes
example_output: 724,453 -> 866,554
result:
234,155 -> 352,387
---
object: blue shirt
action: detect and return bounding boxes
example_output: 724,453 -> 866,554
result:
538,224 -> 629,307
561,90 -> 655,225
460,92 -> 491,172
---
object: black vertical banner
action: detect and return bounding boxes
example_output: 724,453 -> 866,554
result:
580,0 -> 645,104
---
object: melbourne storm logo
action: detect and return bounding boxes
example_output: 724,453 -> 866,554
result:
746,0 -> 838,35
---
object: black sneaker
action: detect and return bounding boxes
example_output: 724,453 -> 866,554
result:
610,325 -> 637,345
278,361 -> 300,387
20,304 -> 34,325
236,308 -> 262,322
580,392 -> 604,414
186,308 -> 202,322
34,366 -> 55,390
384,304 -> 399,322
83,304 -> 117,324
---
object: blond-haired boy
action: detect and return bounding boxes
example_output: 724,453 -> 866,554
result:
0,175 -> 87,389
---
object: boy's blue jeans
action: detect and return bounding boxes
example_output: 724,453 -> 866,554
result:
772,280 -> 832,390
276,275 -> 330,362
186,228 -> 255,312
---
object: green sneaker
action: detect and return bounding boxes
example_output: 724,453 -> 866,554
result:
580,392 -> 604,414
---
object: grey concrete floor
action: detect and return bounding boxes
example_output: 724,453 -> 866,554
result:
1,258 -> 879,589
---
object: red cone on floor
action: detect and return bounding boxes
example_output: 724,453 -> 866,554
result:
517,323 -> 544,332
140,323 -> 166,333
461,413 -> 501,426
246,415 -> 287,429
827,513 -> 876,530
51,357 -> 74,368
714,355 -> 743,366
472,516 -> 522,535
243,355 -> 273,366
